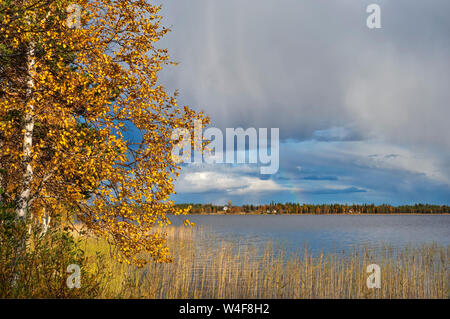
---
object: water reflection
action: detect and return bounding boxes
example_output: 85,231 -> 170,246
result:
170,214 -> 450,256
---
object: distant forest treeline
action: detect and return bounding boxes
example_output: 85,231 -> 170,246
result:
175,203 -> 450,214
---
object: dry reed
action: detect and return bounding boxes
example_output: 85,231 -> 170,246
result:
81,226 -> 449,299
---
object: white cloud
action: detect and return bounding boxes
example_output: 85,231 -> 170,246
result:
175,167 -> 296,195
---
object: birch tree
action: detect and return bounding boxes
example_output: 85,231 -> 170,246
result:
0,0 -> 208,266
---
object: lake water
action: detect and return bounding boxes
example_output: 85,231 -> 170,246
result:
171,214 -> 450,255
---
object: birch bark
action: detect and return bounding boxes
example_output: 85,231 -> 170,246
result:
15,41 -> 35,220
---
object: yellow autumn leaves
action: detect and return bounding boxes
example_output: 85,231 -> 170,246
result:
0,0 -> 208,267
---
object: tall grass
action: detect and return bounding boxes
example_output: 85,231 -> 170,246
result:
81,226 -> 448,299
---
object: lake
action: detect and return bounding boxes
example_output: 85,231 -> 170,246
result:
170,214 -> 450,255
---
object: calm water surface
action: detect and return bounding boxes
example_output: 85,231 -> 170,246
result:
171,214 -> 450,255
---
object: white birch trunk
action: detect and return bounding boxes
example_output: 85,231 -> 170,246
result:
40,207 -> 51,236
15,42 -> 36,220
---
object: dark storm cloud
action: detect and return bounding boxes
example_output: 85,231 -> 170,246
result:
158,0 -> 450,146
303,187 -> 367,195
302,176 -> 339,181
157,0 -> 450,204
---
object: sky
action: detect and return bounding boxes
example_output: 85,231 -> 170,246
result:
154,0 -> 450,206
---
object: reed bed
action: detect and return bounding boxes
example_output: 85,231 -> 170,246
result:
81,226 -> 449,299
